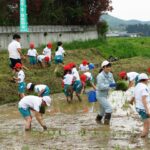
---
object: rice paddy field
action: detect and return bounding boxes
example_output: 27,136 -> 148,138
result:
1,37 -> 150,149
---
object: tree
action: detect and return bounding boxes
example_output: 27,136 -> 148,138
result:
97,21 -> 108,39
27,0 -> 42,24
81,0 -> 112,25
0,0 -> 19,25
126,24 -> 150,36
0,0 -> 112,25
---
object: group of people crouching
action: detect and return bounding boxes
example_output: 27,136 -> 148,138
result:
12,56 -> 97,131
62,60 -> 96,103
13,58 -> 150,138
9,35 -> 150,137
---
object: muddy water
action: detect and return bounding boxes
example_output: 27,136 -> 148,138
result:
0,90 -> 150,150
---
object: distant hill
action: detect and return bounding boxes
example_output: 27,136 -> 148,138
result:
100,14 -> 150,31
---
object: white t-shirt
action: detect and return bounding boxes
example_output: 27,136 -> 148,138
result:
37,55 -> 45,62
55,46 -> 65,56
18,95 -> 42,112
63,74 -> 74,85
8,40 -> 21,59
43,47 -> 51,58
79,64 -> 89,72
84,72 -> 92,81
134,82 -> 150,110
34,85 -> 47,93
72,68 -> 80,81
127,72 -> 139,81
27,49 -> 38,57
17,70 -> 25,83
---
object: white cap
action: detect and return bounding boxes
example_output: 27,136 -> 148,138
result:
138,73 -> 149,81
101,60 -> 110,68
42,96 -> 51,106
26,83 -> 32,90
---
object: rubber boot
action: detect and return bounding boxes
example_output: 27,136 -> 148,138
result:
95,114 -> 103,124
104,113 -> 111,125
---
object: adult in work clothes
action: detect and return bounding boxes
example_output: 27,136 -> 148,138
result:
96,60 -> 116,125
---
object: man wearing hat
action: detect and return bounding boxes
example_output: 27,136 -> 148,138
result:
18,95 -> 51,131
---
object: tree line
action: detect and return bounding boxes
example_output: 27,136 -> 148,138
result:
126,24 -> 150,36
0,0 -> 112,26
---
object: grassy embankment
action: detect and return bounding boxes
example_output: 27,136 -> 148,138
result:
1,37 -> 150,104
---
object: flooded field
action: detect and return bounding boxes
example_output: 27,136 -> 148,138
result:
0,90 -> 150,150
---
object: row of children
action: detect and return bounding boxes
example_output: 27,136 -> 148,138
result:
27,40 -> 97,72
26,41 -> 65,68
8,34 -> 96,72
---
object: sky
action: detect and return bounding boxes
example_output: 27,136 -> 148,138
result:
108,0 -> 150,21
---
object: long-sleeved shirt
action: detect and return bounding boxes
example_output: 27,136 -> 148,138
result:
96,71 -> 115,97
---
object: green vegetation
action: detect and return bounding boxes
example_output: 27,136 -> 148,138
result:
64,37 -> 150,59
1,37 -> 150,104
116,81 -> 128,91
0,0 -> 112,25
99,37 -> 150,59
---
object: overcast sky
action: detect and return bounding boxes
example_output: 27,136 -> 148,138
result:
108,0 -> 150,21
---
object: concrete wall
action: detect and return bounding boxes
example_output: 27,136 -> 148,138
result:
0,25 -> 98,50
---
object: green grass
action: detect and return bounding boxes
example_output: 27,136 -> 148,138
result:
1,37 -> 150,104
62,37 -> 150,59
97,37 -> 150,59
63,39 -> 102,50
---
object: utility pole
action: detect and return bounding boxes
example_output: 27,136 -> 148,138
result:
20,0 -> 28,32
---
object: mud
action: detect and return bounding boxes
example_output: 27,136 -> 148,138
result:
0,89 -> 150,150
